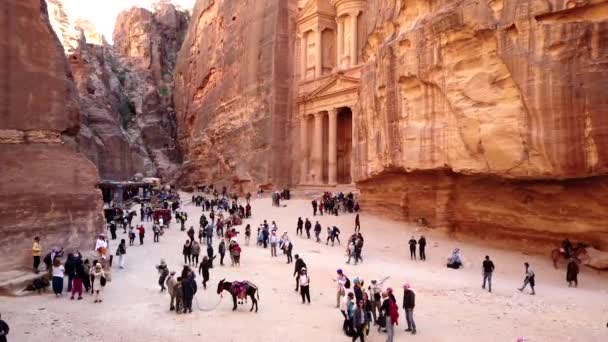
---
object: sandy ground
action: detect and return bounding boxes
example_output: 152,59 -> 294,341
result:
1,195 -> 607,342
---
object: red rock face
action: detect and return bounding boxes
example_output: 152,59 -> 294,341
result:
0,0 -> 104,273
356,0 -> 608,250
174,0 -> 608,251
174,0 -> 293,191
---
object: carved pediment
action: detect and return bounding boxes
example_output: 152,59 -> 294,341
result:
299,0 -> 336,21
300,74 -> 360,102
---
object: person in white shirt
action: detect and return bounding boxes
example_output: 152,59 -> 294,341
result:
299,268 -> 310,304
334,269 -> 347,308
270,231 -> 279,257
51,258 -> 65,296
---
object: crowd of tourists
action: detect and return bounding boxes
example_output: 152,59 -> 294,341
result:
18,183 -> 588,342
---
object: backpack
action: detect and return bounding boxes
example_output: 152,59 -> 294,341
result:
388,298 -> 399,325
100,276 -> 107,287
344,276 -> 351,289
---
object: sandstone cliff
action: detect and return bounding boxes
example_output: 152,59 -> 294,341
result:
175,0 -> 608,251
174,0 -> 293,191
48,2 -> 188,180
355,0 -> 608,250
0,0 -> 105,273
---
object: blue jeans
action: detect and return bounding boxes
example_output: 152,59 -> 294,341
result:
483,272 -> 492,292
67,274 -> 74,291
405,308 -> 416,331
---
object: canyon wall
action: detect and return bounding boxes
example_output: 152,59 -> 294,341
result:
356,0 -> 608,250
174,0 -> 294,191
48,1 -> 188,180
0,0 -> 105,273
174,0 -> 608,251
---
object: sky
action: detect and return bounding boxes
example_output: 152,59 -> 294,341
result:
62,0 -> 196,42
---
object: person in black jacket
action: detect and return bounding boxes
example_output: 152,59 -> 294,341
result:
293,255 -> 307,291
408,236 -> 417,260
402,284 -> 416,334
482,255 -> 495,292
296,217 -> 303,236
198,256 -> 212,289
312,200 -> 318,216
418,235 -> 427,261
304,218 -> 312,239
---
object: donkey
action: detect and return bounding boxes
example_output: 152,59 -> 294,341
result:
217,279 -> 259,312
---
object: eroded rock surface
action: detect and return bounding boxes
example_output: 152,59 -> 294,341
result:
175,0 -> 608,251
0,0 -> 104,273
355,0 -> 608,250
48,2 -> 188,180
174,0 -> 293,191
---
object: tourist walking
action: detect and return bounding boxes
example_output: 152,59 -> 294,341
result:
403,283 -> 416,334
156,259 -> 169,292
293,254 -> 307,291
207,244 -> 215,268
136,225 -> 145,245
128,226 -> 136,246
32,237 -> 41,274
355,214 -> 360,233
70,259 -> 85,300
245,224 -> 251,245
382,289 -> 399,342
312,200 -> 318,216
191,241 -> 201,266
518,262 -> 536,295
418,235 -> 426,261
368,279 -> 384,324
297,217 -> 303,236
116,239 -> 126,269
408,236 -> 417,260
352,300 -> 366,341
198,256 -> 212,289
270,231 -> 278,257
566,258 -> 579,287
334,269 -> 347,308
153,223 -> 160,243
218,240 -> 226,266
304,218 -> 312,239
299,268 -> 311,304
92,263 -> 106,303
285,240 -> 294,264
482,255 -> 495,292
182,240 -> 192,265
314,221 -> 322,242
51,258 -> 65,296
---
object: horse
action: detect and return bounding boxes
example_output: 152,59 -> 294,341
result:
217,279 -> 259,312
551,242 -> 589,268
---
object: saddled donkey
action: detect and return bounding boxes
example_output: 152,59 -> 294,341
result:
217,279 -> 259,312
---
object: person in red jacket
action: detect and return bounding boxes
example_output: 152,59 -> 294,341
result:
136,225 -> 145,245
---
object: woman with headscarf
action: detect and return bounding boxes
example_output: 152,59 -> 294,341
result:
447,248 -> 462,269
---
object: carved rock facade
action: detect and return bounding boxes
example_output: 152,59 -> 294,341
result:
175,0 -> 608,250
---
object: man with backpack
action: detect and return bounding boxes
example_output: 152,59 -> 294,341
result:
382,288 -> 399,342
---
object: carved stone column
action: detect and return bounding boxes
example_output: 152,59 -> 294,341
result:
300,116 -> 309,184
315,27 -> 323,77
328,108 -> 338,185
337,17 -> 344,68
300,32 -> 307,79
350,12 -> 358,66
312,112 -> 324,183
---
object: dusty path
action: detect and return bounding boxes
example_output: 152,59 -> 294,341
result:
1,195 -> 607,341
